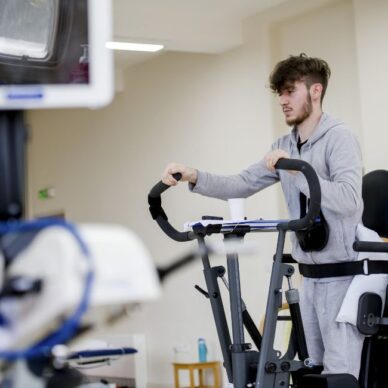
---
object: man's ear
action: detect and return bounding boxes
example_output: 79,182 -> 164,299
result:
310,83 -> 323,102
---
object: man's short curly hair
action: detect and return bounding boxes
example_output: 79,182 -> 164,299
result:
269,53 -> 331,102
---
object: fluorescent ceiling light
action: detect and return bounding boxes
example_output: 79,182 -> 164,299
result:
106,41 -> 163,52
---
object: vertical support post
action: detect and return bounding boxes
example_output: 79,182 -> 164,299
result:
189,367 -> 195,388
225,233 -> 247,388
255,229 -> 287,387
173,365 -> 180,388
0,110 -> 27,221
287,288 -> 309,361
198,235 -> 233,383
226,239 -> 245,346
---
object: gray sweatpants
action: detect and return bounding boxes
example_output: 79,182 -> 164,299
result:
299,277 -> 365,378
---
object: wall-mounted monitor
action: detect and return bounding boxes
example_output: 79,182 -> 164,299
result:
0,0 -> 113,109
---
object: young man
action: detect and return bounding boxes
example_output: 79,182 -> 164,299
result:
162,54 -> 364,378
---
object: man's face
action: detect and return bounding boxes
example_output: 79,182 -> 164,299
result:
278,81 -> 312,126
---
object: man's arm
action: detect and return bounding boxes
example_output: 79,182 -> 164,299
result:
162,160 -> 280,200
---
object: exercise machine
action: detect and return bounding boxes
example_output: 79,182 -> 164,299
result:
148,159 -> 388,388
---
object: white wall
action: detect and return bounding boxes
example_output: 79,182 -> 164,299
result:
270,0 -> 362,139
26,0 -> 388,386
353,0 -> 388,172
27,24 -> 279,388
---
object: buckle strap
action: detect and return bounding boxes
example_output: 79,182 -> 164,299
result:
299,259 -> 388,278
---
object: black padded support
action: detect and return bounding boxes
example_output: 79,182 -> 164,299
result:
359,335 -> 388,388
357,293 -> 382,335
301,374 -> 359,388
362,170 -> 388,239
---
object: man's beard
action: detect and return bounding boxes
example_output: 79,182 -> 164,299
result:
286,93 -> 313,126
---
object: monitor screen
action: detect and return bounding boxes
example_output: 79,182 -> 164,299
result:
0,0 -> 113,109
0,0 -> 58,60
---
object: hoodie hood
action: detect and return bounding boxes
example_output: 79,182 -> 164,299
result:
290,112 -> 344,147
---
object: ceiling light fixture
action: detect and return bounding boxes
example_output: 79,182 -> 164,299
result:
106,41 -> 164,52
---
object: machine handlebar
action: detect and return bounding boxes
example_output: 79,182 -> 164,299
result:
275,159 -> 321,231
148,173 -> 182,199
148,159 -> 322,241
148,173 -> 196,242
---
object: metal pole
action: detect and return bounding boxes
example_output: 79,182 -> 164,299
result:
198,235 -> 233,382
255,229 -> 287,387
225,233 -> 248,388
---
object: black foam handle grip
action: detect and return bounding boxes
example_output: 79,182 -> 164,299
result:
353,241 -> 388,253
148,173 -> 195,242
275,158 -> 321,231
149,173 -> 182,200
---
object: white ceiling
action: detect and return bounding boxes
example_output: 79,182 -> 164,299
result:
111,0 -> 338,70
111,0 -> 290,69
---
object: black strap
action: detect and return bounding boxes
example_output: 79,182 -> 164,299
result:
299,259 -> 388,278
300,193 -> 309,220
297,137 -> 309,219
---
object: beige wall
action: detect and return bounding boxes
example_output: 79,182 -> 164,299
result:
270,0 -> 361,139
26,0 -> 388,386
353,0 -> 388,172
28,28 -> 280,386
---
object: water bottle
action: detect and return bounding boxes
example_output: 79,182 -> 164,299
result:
198,338 -> 208,362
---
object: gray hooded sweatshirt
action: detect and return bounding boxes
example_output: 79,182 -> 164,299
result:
190,112 -> 363,265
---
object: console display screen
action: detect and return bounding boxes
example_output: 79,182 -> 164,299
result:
0,0 -> 113,109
